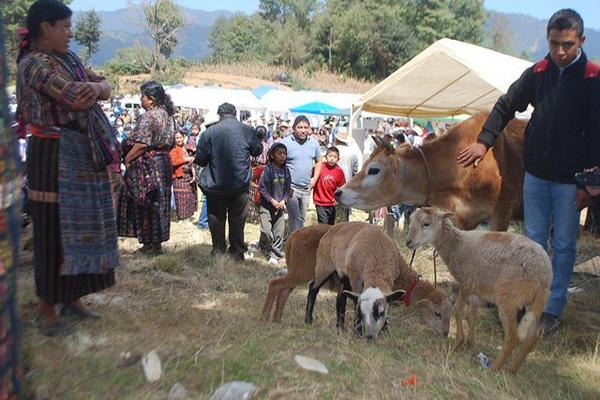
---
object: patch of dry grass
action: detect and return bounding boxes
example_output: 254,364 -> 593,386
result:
18,210 -> 600,399
112,63 -> 374,94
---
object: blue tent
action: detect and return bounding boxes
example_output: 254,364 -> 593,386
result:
290,101 -> 349,116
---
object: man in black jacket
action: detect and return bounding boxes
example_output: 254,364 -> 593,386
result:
458,9 -> 600,334
195,103 -> 263,260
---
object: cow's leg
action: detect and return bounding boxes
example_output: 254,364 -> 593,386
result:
490,191 -> 514,231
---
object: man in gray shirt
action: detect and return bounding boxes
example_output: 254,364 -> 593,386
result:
280,115 -> 322,231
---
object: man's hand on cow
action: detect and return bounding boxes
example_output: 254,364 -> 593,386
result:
457,142 -> 488,167
576,188 -> 591,211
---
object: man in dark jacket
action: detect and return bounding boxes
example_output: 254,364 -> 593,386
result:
458,9 -> 600,334
195,103 -> 263,260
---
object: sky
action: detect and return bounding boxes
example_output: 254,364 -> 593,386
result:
484,0 -> 600,30
69,0 -> 600,30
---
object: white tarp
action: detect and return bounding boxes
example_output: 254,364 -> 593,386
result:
166,86 -> 266,112
356,38 -> 533,117
259,90 -> 360,113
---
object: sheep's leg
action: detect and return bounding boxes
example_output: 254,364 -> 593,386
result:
273,287 -> 293,322
465,296 -> 480,349
491,307 -> 519,371
260,277 -> 286,322
336,276 -> 352,329
352,298 -> 363,336
450,289 -> 467,354
305,274 -> 333,324
506,290 -> 546,373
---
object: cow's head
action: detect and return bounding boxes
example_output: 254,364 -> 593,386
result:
335,138 -> 427,210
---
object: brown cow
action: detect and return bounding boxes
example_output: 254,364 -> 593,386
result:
336,112 -> 526,230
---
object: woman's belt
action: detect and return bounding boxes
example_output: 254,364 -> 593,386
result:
27,124 -> 61,139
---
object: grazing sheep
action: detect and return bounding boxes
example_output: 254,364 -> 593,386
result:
405,207 -> 552,373
260,223 -> 452,337
305,222 -> 406,340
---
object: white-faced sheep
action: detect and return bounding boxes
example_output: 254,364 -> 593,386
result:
260,223 -> 453,336
305,222 -> 406,340
405,207 -> 552,373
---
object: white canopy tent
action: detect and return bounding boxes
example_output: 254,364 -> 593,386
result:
353,38 -> 533,118
166,86 -> 266,113
259,90 -> 360,114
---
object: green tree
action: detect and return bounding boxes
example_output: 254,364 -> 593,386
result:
74,10 -> 102,64
488,14 -> 512,54
408,0 -> 486,49
105,44 -> 153,75
311,0 -> 417,79
141,0 -> 184,72
208,13 -> 274,63
259,0 -> 317,31
448,0 -> 486,44
271,18 -> 308,68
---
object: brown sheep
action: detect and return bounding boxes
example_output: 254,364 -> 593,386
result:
260,223 -> 452,336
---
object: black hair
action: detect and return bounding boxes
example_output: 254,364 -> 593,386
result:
140,81 -> 175,116
240,110 -> 251,122
292,115 -> 310,129
217,102 -> 236,117
394,131 -> 406,144
326,146 -> 340,157
268,142 -> 287,161
547,9 -> 584,37
18,0 -> 73,63
255,125 -> 267,140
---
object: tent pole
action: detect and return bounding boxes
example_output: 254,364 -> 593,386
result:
350,104 -> 362,137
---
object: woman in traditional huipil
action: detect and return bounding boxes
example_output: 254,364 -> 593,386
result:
117,81 -> 175,255
170,130 -> 197,221
17,1 -> 120,336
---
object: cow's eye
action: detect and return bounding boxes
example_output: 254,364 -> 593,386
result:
368,167 -> 380,175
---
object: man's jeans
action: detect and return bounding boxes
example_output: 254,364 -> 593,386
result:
197,195 -> 208,228
286,186 -> 311,232
524,173 -> 580,317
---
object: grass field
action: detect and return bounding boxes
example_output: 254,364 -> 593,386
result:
19,208 -> 600,399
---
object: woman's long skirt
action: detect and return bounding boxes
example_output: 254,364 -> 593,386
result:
117,153 -> 172,243
27,137 -> 115,305
172,168 -> 197,220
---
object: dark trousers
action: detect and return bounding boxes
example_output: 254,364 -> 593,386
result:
206,192 -> 249,258
316,205 -> 336,225
337,205 -> 351,223
258,206 -> 285,259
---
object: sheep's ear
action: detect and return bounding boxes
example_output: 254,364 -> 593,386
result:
441,211 -> 455,220
385,290 -> 406,304
343,290 -> 360,302
412,298 -> 431,307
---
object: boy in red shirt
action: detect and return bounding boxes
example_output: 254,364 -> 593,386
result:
313,147 -> 346,225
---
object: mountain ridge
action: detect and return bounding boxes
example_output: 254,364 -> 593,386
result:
73,7 -> 600,67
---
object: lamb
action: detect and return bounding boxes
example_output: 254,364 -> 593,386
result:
305,222 -> 406,340
405,207 -> 552,373
260,223 -> 452,337
260,224 -> 333,323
